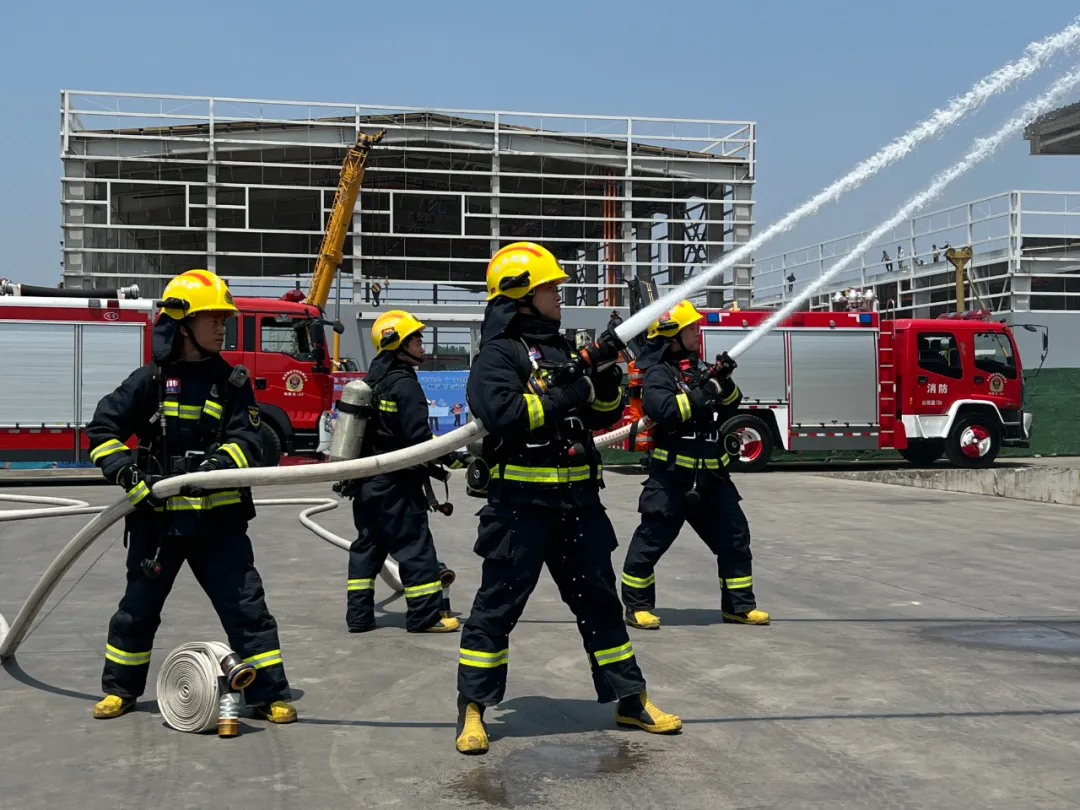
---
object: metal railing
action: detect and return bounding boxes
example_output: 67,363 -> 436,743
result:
752,190 -> 1080,314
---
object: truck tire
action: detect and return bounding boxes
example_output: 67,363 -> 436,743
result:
260,422 -> 283,468
944,414 -> 1001,468
899,439 -> 944,467
720,414 -> 774,473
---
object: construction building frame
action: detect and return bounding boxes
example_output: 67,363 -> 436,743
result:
59,91 -> 757,317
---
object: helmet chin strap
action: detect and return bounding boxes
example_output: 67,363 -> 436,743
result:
398,347 -> 424,365
180,320 -> 216,359
671,330 -> 698,359
518,293 -> 554,321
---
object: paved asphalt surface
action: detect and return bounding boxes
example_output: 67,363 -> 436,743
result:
2,468 -> 1079,809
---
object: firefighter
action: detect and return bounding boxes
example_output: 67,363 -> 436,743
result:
454,241 -> 682,756
620,300 -> 769,630
86,269 -> 296,723
343,309 -> 460,634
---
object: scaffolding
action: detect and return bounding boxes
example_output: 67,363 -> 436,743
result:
59,91 -> 756,311
753,190 -> 1080,316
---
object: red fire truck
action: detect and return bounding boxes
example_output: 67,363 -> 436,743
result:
0,282 -> 344,469
621,299 -> 1040,472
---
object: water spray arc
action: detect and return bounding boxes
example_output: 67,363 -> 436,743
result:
727,62 -> 1080,360
617,15 -> 1080,340
3,22 -> 1080,663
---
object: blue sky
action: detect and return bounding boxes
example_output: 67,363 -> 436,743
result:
1,0 -> 1078,286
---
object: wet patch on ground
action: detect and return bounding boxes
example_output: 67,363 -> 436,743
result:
448,735 -> 649,807
920,622 -> 1080,655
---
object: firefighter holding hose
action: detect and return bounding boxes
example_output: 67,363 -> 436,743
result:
85,269 -> 296,723
453,241 -> 682,756
342,310 -> 460,634
620,300 -> 769,629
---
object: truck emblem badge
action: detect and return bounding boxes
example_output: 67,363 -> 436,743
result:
284,371 -> 305,393
165,379 -> 180,394
988,373 -> 1005,394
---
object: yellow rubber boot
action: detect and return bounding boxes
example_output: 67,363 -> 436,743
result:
253,700 -> 298,724
92,695 -> 135,719
455,695 -> 489,755
423,616 -> 461,633
625,609 -> 661,630
615,691 -> 682,734
722,609 -> 770,625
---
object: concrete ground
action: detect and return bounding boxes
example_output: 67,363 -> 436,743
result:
2,470 -> 1079,809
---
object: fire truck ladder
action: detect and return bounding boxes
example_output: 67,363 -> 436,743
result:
877,316 -> 896,448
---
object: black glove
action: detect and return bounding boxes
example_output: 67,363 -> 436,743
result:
579,328 -> 626,370
116,465 -> 165,512
439,449 -> 472,470
180,456 -> 223,498
590,362 -> 624,402
688,378 -> 722,411
545,375 -> 595,418
708,352 -> 738,382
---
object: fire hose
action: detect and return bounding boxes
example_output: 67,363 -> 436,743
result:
0,493 -> 408,660
155,641 -> 256,736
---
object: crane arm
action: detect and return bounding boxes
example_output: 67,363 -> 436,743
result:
306,129 -> 385,310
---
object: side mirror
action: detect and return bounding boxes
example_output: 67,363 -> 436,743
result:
333,318 -> 345,335
1043,333 -> 1049,353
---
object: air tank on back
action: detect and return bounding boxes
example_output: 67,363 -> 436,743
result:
329,379 -> 374,463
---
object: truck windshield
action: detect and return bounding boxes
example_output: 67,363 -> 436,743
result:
973,331 -> 1017,379
260,315 -> 321,362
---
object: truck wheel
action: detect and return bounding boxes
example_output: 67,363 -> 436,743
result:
260,422 -> 283,467
944,414 -> 1001,468
899,439 -> 944,467
720,414 -> 774,473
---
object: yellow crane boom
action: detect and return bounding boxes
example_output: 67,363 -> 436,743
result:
306,128 -> 385,367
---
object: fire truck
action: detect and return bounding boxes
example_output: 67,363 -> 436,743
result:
0,281 -> 343,469
621,291 -> 1042,472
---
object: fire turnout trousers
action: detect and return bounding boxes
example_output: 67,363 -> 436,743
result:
457,502 -> 648,707
621,472 -> 757,615
346,474 -> 444,633
101,520 -> 290,705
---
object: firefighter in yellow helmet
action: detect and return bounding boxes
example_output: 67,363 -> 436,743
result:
340,309 -> 460,634
453,242 -> 682,756
84,269 -> 297,724
620,299 -> 769,630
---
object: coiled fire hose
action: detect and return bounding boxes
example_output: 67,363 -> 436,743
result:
155,641 -> 256,735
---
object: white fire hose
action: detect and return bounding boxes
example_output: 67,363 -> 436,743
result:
0,493 -> 402,734
156,641 -> 249,735
0,493 -> 404,659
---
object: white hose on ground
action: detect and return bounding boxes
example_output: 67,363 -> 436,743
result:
155,640 -> 237,733
0,495 -> 405,659
0,493 -> 98,522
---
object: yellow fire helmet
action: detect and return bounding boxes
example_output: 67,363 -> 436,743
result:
157,269 -> 239,321
647,299 -> 704,339
486,241 -> 570,301
372,309 -> 425,354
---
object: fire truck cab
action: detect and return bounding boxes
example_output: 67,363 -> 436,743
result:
0,282 -> 337,469
635,303 -> 1033,472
